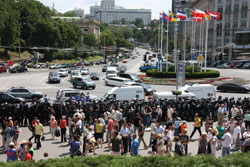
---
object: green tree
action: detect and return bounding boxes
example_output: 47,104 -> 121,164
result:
133,18 -> 144,28
100,30 -> 116,46
120,26 -> 133,40
83,33 -> 97,47
62,11 -> 77,17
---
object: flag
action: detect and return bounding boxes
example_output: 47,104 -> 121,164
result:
195,9 -> 205,18
177,10 -> 187,19
208,10 -> 220,20
193,17 -> 202,22
163,12 -> 169,21
169,11 -> 177,22
160,12 -> 163,20
187,9 -> 196,18
205,11 -> 211,20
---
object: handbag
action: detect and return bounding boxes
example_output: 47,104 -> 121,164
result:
55,129 -> 60,137
89,137 -> 96,144
41,136 -> 45,141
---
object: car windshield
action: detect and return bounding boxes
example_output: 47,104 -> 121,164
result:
50,73 -> 58,77
73,72 -> 81,76
107,71 -> 116,74
82,68 -> 88,71
59,69 -> 66,72
91,73 -> 98,76
141,83 -> 150,88
124,79 -> 133,83
130,74 -> 139,80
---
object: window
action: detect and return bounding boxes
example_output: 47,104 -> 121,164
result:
217,31 -> 222,37
226,4 -> 231,12
241,20 -> 247,28
241,11 -> 247,19
233,22 -> 238,28
234,4 -> 239,11
218,6 -> 223,13
225,22 -> 230,29
234,13 -> 238,20
242,0 -> 248,10
225,14 -> 230,21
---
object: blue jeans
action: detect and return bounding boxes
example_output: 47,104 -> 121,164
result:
222,147 -> 230,157
146,115 -> 151,127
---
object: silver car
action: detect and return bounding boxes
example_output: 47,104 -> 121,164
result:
48,72 -> 60,83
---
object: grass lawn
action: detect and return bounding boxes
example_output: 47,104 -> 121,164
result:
48,55 -> 103,64
0,49 -> 32,61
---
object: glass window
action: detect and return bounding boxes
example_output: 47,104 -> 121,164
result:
234,4 -> 239,11
241,11 -> 247,19
233,22 -> 238,28
242,0 -> 248,10
241,20 -> 247,28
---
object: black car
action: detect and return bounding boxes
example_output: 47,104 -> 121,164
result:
9,66 -> 27,73
119,73 -> 141,83
102,65 -> 108,72
234,61 -> 247,69
217,83 -> 250,93
100,59 -> 107,64
0,92 -> 25,103
84,61 -> 93,66
90,72 -> 99,80
119,65 -> 127,73
95,60 -> 101,65
242,62 -> 250,69
129,83 -> 156,95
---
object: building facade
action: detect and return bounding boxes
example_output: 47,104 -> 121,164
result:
88,0 -> 151,25
187,0 -> 250,61
52,17 -> 100,39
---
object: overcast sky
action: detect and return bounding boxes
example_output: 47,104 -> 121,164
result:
38,0 -> 172,19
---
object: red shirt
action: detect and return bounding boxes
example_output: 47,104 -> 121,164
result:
59,119 -> 67,129
24,153 -> 32,161
108,119 -> 114,131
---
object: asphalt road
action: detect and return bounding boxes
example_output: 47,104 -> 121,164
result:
0,49 -> 250,161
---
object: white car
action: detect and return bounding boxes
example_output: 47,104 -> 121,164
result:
80,68 -> 90,75
49,64 -> 60,69
56,89 -> 97,102
105,77 -> 136,87
58,69 -> 68,77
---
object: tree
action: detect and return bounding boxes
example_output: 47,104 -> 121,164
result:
62,11 -> 77,17
133,18 -> 144,28
120,26 -> 133,40
100,30 -> 116,47
83,33 -> 97,47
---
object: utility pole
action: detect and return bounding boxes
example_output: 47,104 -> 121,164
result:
104,36 -> 106,63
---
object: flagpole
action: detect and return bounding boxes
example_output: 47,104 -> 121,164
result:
191,20 -> 193,54
166,20 -> 169,72
160,16 -> 163,72
201,20 -> 204,71
183,10 -> 187,62
204,19 -> 208,72
174,21 -> 177,72
199,21 -> 202,72
158,16 -> 161,54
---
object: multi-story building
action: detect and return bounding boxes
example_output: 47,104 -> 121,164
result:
187,0 -> 250,61
72,8 -> 85,18
88,0 -> 151,25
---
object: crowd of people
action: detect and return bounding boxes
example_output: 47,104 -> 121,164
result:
1,95 -> 250,161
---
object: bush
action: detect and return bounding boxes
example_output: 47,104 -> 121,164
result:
2,153 -> 250,167
147,69 -> 220,79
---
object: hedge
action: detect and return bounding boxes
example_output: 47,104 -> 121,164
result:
147,69 -> 220,79
2,153 -> 250,167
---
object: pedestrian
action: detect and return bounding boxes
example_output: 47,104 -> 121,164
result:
179,128 -> 189,155
174,136 -> 185,156
130,134 -> 139,156
6,142 -> 17,162
133,113 -> 141,135
24,147 -> 32,161
59,116 -> 67,142
216,122 -> 225,150
167,125 -> 173,153
233,122 -> 241,151
244,111 -> 250,129
174,117 -> 181,137
28,117 -> 37,143
221,127 -> 232,157
150,132 -> 157,155
110,131 -> 123,155
210,132 -> 217,156
156,134 -> 165,155
35,120 -> 44,149
138,120 -> 147,149
17,140 -> 27,161
5,124 -> 12,151
120,123 -> 130,154
70,135 -> 82,157
12,121 -> 21,147
96,120 -> 104,148
190,113 -> 202,140
50,116 -> 57,140
85,127 -> 97,156
107,116 -> 114,144
198,132 -> 208,154
217,104 -> 225,124
27,142 -> 34,160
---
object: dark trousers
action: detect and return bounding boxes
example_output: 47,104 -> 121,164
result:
29,132 -> 36,143
128,137 -> 131,151
35,135 -> 41,149
61,128 -> 66,142
245,121 -> 250,129
190,127 -> 202,139
122,137 -> 129,154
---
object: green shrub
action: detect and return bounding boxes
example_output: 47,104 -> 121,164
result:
146,69 -> 220,79
3,153 -> 250,167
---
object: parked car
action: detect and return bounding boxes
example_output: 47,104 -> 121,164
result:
242,62 -> 250,69
90,72 -> 99,80
58,69 -> 68,77
49,64 -> 60,69
48,72 -> 60,83
84,61 -> 94,66
100,59 -> 106,64
131,56 -> 136,59
9,66 -> 27,73
217,83 -> 250,93
139,63 -> 157,72
72,62 -> 84,67
70,70 -> 81,81
80,68 -> 90,75
119,65 -> 127,73
7,87 -> 43,100
0,65 -> 7,73
3,61 -> 13,66
229,61 -> 239,68
34,63 -> 47,69
0,92 -> 25,103
95,60 -> 101,65
217,63 -> 230,69
0,63 -> 10,69
234,61 -> 247,68
102,65 -> 108,72
125,82 -> 156,96
56,89 -> 80,102
60,63 -> 71,68
71,77 -> 96,90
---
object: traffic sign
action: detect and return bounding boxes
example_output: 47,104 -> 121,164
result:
197,55 -> 203,62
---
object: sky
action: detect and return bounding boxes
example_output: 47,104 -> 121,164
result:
37,0 -> 172,20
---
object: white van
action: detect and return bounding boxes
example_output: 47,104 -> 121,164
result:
56,89 -> 97,102
103,86 -> 144,101
179,84 -> 216,99
106,67 -> 118,78
105,77 -> 135,87
153,91 -> 196,100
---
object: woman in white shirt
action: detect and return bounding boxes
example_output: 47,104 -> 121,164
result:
156,134 -> 165,155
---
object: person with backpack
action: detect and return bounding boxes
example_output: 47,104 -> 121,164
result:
190,113 -> 202,140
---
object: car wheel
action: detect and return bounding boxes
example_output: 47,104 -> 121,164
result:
92,87 -> 95,90
73,83 -> 77,88
105,81 -> 108,86
33,96 -> 38,101
83,85 -> 87,90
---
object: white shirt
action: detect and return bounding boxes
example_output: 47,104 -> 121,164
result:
231,107 -> 239,117
104,111 -> 111,121
243,131 -> 250,139
76,120 -> 82,129
233,126 -> 242,140
98,118 -> 105,126
150,123 -> 156,132
167,130 -> 173,141
87,131 -> 94,140
222,132 -> 232,148
167,108 -> 173,119
120,128 -> 130,136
